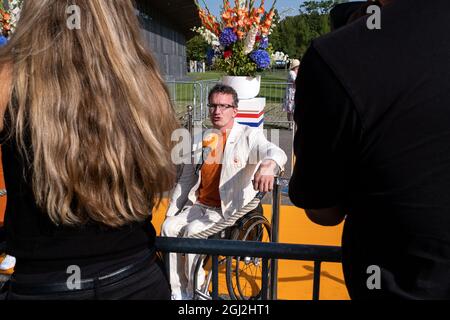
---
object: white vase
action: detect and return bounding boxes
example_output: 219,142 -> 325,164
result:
221,75 -> 261,100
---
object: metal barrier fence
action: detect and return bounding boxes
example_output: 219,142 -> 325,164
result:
155,237 -> 342,300
166,80 -> 293,129
165,80 -> 203,127
0,237 -> 341,300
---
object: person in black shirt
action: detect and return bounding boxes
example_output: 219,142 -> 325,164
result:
0,1 -> 178,299
289,0 -> 450,299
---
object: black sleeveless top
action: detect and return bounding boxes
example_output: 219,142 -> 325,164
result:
0,113 -> 156,274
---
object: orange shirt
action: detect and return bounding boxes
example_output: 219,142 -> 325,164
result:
197,132 -> 227,208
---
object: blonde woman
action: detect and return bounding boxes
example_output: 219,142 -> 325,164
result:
0,0 -> 179,300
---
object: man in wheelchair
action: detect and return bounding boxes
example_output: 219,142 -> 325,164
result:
161,84 -> 287,300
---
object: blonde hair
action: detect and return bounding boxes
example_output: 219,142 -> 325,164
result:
0,0 -> 179,227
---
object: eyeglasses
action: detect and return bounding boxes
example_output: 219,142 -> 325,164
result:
207,103 -> 236,111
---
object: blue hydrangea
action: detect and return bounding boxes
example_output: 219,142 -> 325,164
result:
219,28 -> 238,47
250,50 -> 271,69
0,36 -> 7,47
259,37 -> 269,50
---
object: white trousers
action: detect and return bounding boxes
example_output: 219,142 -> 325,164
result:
160,203 -> 223,300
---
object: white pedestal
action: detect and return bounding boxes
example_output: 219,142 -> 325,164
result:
236,97 -> 265,128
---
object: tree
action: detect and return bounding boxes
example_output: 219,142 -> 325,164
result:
270,0 -> 347,58
186,35 -> 209,62
300,0 -> 340,14
269,9 -> 282,52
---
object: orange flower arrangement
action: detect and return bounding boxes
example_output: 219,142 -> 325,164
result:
196,0 -> 276,39
194,0 -> 277,76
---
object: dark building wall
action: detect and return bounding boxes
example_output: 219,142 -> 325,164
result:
137,2 -> 188,81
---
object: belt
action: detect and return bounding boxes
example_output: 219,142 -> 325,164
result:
8,251 -> 157,295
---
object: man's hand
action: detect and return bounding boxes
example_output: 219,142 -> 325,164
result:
253,160 -> 278,193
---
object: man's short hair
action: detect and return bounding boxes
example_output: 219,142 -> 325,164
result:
208,84 -> 239,108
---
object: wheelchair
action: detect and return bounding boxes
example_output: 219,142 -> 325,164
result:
192,202 -> 272,300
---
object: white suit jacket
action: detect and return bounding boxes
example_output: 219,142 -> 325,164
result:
166,123 -> 288,220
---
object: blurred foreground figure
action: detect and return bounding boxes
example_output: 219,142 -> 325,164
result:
0,0 -> 179,300
290,0 -> 450,299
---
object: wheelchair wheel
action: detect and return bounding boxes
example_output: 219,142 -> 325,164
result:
193,254 -> 227,300
193,254 -> 211,300
225,215 -> 272,300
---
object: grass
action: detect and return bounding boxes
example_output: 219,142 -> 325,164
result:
187,71 -> 223,82
186,69 -> 289,82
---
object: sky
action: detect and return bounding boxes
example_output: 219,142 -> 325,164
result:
202,0 -> 305,19
202,0 -> 359,20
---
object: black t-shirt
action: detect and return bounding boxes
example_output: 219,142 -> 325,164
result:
289,0 -> 450,299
